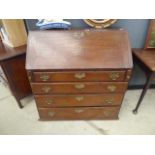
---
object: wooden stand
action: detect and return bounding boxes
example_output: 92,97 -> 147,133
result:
132,49 -> 155,114
0,41 -> 32,108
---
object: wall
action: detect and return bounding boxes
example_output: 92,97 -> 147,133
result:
25,19 -> 151,86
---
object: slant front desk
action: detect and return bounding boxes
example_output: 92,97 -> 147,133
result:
26,29 -> 133,120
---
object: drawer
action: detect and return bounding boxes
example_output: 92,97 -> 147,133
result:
32,71 -> 126,82
38,107 -> 120,120
35,93 -> 124,107
31,82 -> 128,94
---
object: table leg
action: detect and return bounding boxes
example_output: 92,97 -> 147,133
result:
14,96 -> 23,109
133,73 -> 154,114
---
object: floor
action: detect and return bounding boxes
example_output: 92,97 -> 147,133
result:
0,82 -> 155,135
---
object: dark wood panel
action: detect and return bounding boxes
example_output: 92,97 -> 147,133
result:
0,40 -> 31,108
38,106 -> 120,120
1,54 -> 32,99
33,70 -> 125,82
35,93 -> 124,107
31,82 -> 128,94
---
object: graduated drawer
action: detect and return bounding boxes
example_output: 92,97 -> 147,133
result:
35,93 -> 124,107
31,82 -> 128,94
38,107 -> 120,120
32,71 -> 125,82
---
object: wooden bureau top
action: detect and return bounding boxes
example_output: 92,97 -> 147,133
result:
0,41 -> 26,61
133,49 -> 155,71
26,29 -> 133,70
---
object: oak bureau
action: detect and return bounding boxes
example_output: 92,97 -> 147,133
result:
26,29 -> 133,120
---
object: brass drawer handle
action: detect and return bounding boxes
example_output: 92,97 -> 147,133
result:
74,108 -> 85,113
48,111 -> 55,117
107,85 -> 117,92
110,73 -> 120,80
45,99 -> 53,105
74,84 -> 85,90
74,72 -> 86,79
105,99 -> 114,104
40,75 -> 49,81
42,86 -> 51,93
75,96 -> 84,101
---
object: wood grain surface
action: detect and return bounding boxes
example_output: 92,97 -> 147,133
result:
26,29 -> 133,70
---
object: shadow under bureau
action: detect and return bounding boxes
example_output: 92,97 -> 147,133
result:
26,29 -> 133,120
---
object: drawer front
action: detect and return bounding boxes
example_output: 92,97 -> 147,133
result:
38,107 -> 120,120
32,71 -> 125,82
35,93 -> 124,107
31,82 -> 128,94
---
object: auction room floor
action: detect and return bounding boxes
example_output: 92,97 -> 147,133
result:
0,83 -> 155,135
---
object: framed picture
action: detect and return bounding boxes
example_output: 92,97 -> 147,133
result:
144,19 -> 155,49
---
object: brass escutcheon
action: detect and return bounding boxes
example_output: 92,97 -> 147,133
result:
28,75 -> 31,80
107,85 -> 117,92
74,72 -> 86,79
110,73 -> 120,80
45,99 -> 53,105
40,74 -> 49,81
74,108 -> 85,113
105,99 -> 114,104
42,86 -> 51,93
74,84 -> 85,90
75,96 -> 84,101
48,111 -> 55,117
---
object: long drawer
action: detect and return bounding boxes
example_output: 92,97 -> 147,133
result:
31,82 -> 128,94
32,71 -> 126,82
38,107 -> 120,120
35,93 -> 124,107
